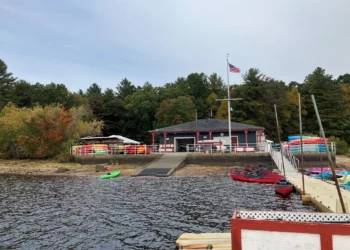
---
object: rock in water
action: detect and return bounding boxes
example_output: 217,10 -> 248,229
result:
95,165 -> 107,172
56,167 -> 69,173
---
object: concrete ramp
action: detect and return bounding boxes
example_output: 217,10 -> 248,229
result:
134,153 -> 187,177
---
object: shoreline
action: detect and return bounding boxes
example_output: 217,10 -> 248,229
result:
1,155 -> 349,177
0,159 -> 245,177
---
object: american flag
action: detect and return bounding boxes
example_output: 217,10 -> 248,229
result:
229,63 -> 240,73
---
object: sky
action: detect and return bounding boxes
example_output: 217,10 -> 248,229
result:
1,0 -> 349,92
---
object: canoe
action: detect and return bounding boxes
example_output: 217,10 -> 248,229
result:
274,179 -> 293,196
100,170 -> 120,179
230,170 -> 283,184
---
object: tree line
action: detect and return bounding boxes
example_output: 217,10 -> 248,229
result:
1,58 -> 349,157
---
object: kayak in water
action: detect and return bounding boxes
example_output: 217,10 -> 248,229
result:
100,170 -> 121,179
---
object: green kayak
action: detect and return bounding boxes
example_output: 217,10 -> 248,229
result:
100,170 -> 120,179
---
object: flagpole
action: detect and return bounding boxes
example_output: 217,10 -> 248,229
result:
227,53 -> 232,153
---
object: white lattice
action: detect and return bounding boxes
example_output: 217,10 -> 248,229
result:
234,210 -> 350,222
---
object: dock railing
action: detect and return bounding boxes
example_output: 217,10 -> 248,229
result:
283,149 -> 300,172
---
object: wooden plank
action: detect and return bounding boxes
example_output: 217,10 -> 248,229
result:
287,174 -> 350,213
176,233 -> 231,249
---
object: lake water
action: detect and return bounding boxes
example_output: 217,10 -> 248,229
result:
0,174 -> 318,249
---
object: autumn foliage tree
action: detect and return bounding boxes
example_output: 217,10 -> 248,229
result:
0,104 -> 102,158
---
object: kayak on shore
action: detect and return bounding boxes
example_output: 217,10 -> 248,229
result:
100,170 -> 121,179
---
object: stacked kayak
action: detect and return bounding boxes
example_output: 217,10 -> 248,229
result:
100,170 -> 121,179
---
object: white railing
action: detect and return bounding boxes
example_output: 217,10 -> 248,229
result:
283,149 -> 300,172
185,143 -> 271,154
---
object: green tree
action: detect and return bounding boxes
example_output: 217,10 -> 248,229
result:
0,59 -> 16,109
86,83 -> 102,97
116,78 -> 136,99
155,96 -> 196,128
103,88 -> 115,102
12,80 -> 33,107
186,73 -> 209,118
85,83 -> 104,119
337,73 -> 350,85
208,73 -> 226,98
301,67 -> 344,137
124,82 -> 160,142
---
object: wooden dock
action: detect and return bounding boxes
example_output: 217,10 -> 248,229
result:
288,174 -> 350,213
270,149 -> 350,213
176,210 -> 350,250
176,233 -> 231,250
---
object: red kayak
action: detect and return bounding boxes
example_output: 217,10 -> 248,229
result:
230,170 -> 284,184
274,179 -> 294,196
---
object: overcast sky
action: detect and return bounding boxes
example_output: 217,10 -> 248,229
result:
1,0 -> 349,92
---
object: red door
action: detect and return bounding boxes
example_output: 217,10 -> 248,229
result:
231,137 -> 238,151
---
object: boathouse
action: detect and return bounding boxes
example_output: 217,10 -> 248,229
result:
149,119 -> 265,152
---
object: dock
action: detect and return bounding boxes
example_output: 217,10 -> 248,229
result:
176,233 -> 231,250
176,210 -> 350,250
270,149 -> 350,213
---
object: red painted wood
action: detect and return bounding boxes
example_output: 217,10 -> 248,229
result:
151,133 -> 155,150
231,217 -> 350,250
320,234 -> 333,250
163,132 -> 167,151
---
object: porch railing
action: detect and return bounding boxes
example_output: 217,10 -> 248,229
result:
185,143 -> 271,154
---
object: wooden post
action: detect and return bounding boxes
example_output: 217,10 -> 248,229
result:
298,93 -> 305,195
196,132 -> 199,145
152,133 -> 155,152
209,131 -> 212,140
311,95 -> 346,213
163,132 -> 167,153
274,104 -> 286,178
244,130 -> 248,147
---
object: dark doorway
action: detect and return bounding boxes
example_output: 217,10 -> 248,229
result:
176,138 -> 195,152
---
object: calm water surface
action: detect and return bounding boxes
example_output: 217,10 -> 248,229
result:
0,174 -> 317,249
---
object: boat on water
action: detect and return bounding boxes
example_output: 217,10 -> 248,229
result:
274,178 -> 294,195
100,170 -> 121,179
230,169 -> 284,184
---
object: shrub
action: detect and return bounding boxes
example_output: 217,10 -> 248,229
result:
56,152 -> 75,163
329,136 -> 349,155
